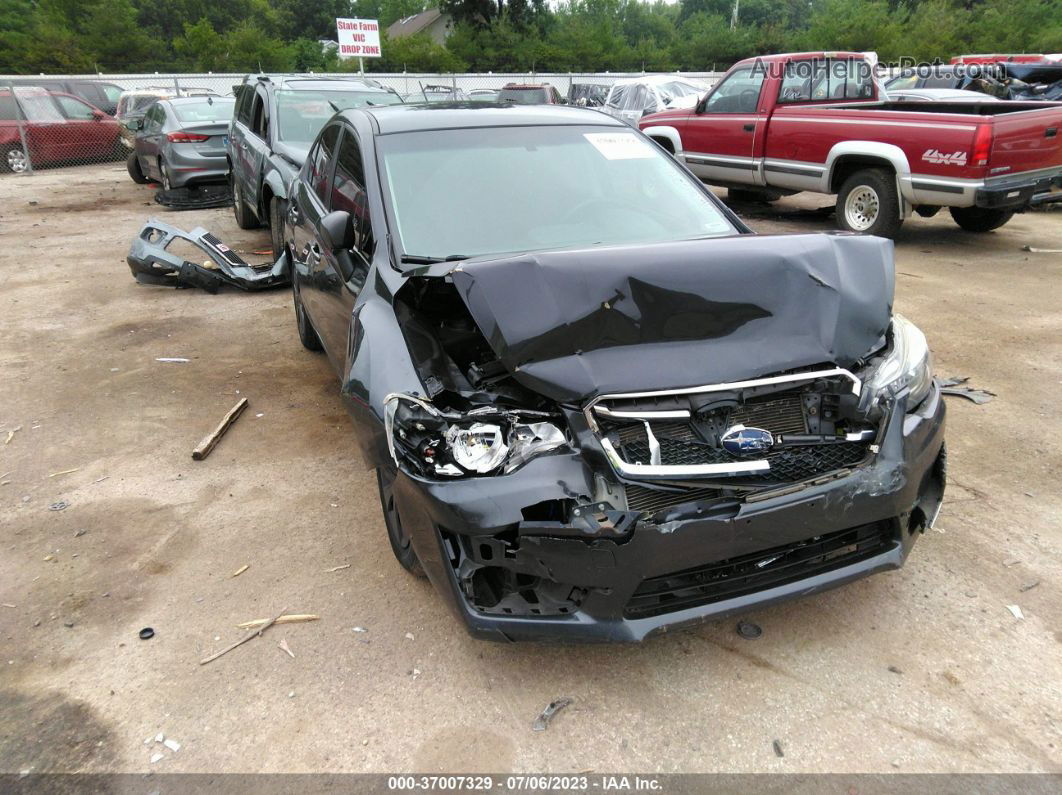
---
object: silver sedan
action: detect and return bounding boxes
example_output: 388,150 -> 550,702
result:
126,96 -> 234,189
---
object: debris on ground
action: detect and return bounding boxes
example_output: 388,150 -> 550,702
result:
156,357 -> 190,363
4,426 -> 22,444
163,738 -> 181,753
200,606 -> 288,665
888,665 -> 903,674
1019,580 -> 1040,593
1006,604 -> 1025,620
48,468 -> 79,478
736,620 -> 763,640
231,564 -> 249,578
278,639 -> 295,659
532,698 -> 573,731
773,739 -> 785,758
73,528 -> 87,537
1021,245 -> 1062,253
139,628 -> 155,640
409,668 -> 421,680
154,184 -> 232,210
1,603 -> 15,608
940,376 -> 995,404
127,219 -> 290,292
236,613 -> 318,630
325,564 -> 351,573
48,501 -> 70,512
404,632 -> 415,641
150,752 -> 164,764
192,398 -> 249,461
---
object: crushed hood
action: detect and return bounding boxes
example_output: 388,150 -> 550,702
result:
449,233 -> 894,404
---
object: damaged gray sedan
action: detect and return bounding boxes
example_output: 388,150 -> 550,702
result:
286,104 -> 946,642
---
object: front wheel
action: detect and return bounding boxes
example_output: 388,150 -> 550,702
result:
4,146 -> 29,173
836,168 -> 903,238
377,466 -> 425,577
949,206 -> 1014,233
126,152 -> 148,184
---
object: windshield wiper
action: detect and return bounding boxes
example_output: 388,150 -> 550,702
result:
399,254 -> 470,264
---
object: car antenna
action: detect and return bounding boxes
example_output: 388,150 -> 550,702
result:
328,100 -> 340,113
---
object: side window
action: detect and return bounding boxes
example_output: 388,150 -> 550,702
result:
101,84 -> 123,103
56,95 -> 97,120
331,129 -> 373,277
250,90 -> 268,138
794,59 -> 875,102
703,66 -> 766,113
73,82 -> 102,105
644,89 -> 659,114
886,72 -> 919,92
607,85 -> 627,109
236,85 -> 253,126
308,123 -> 341,206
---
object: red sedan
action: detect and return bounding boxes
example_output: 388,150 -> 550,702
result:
0,87 -> 122,172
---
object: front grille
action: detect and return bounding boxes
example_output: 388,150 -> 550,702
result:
625,484 -> 721,515
624,520 -> 896,619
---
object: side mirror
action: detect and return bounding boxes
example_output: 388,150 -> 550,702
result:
320,210 -> 355,252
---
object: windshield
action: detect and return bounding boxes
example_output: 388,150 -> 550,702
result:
277,89 -> 401,143
498,87 -> 548,104
173,98 -> 234,122
381,125 -> 735,262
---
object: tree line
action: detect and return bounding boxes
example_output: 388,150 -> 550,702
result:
1,0 -> 1060,75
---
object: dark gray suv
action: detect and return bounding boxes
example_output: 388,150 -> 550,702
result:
227,74 -> 402,258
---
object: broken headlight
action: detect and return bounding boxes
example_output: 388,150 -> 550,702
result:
867,314 -> 934,408
384,395 -> 568,478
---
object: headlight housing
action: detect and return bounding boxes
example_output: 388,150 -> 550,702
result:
384,395 -> 568,478
867,314 -> 934,408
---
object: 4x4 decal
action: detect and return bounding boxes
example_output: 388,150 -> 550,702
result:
922,148 -> 968,166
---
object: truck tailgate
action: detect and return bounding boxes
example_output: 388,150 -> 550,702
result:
989,106 -> 1062,176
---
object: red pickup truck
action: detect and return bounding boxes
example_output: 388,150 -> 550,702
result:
639,51 -> 1062,237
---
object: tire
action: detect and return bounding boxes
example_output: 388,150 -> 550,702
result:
292,270 -> 323,352
269,196 -> 286,262
126,152 -> 148,184
949,206 -> 1014,233
377,466 -> 425,577
5,146 -> 29,173
231,176 -> 258,229
836,168 -> 903,238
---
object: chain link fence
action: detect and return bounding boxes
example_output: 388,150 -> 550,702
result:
0,71 -> 722,176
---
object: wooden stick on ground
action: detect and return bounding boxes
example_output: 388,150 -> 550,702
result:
199,605 -> 287,666
192,398 -> 248,461
236,614 -> 319,630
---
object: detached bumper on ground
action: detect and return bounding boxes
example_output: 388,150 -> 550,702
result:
391,387 -> 946,643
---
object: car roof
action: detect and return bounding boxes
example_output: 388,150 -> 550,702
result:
250,74 -> 393,93
610,74 -> 707,88
344,103 -> 625,134
164,95 -> 235,105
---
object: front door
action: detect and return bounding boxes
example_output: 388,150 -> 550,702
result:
680,63 -> 767,186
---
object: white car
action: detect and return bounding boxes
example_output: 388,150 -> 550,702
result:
885,88 -> 1001,103
603,75 -> 710,125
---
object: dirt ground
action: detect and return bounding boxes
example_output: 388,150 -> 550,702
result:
0,164 -> 1060,776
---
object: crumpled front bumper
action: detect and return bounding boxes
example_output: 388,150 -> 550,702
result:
391,386 -> 946,643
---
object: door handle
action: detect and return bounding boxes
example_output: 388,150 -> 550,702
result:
1047,127 -> 1057,138
743,123 -> 755,132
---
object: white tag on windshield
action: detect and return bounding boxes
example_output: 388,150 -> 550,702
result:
584,132 -> 656,160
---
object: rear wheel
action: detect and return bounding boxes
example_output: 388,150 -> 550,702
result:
949,205 -> 1014,233
836,168 -> 903,238
377,465 -> 425,577
159,158 -> 174,191
727,187 -> 780,204
269,196 -> 286,262
231,177 -> 258,229
292,270 -> 323,352
126,152 -> 148,184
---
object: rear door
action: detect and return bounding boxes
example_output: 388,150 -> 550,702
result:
681,64 -> 767,185
313,125 -> 373,361
242,87 -> 272,214
228,84 -> 253,187
290,122 -> 341,353
54,94 -> 112,160
136,103 -> 166,176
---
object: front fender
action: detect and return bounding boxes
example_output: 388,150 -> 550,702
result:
641,125 -> 683,156
263,167 -> 289,202
340,292 -> 425,471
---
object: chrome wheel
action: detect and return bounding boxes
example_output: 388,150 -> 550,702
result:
844,185 -> 880,231
7,148 -> 28,173
160,161 -> 172,191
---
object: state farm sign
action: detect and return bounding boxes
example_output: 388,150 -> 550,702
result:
336,18 -> 381,58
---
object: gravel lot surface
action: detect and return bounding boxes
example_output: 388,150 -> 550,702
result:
1,165 -> 1059,775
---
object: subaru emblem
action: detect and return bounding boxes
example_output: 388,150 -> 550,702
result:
720,425 -> 773,457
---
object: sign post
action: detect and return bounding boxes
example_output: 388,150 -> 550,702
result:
336,18 -> 382,71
